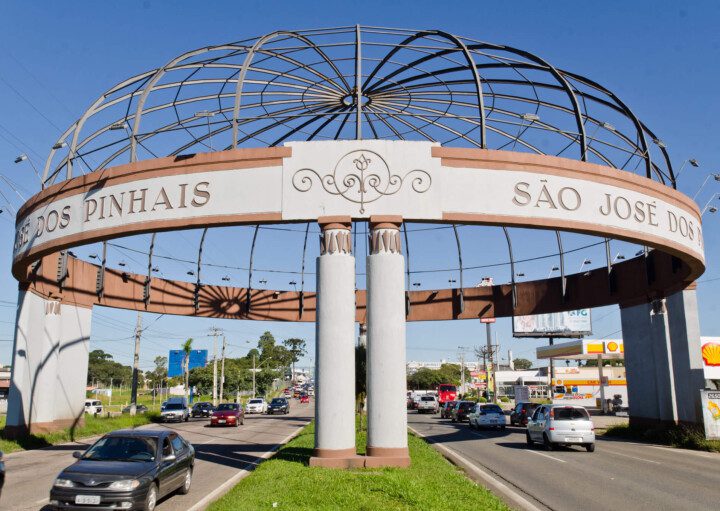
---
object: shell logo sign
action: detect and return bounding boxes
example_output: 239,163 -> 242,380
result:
702,342 -> 720,367
701,337 -> 720,380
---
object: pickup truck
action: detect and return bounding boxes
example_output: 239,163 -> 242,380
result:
416,395 -> 439,414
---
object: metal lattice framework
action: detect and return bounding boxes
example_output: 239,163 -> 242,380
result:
24,25 -> 692,315
43,25 -> 674,188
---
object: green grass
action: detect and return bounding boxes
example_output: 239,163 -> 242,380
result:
209,420 -> 509,511
0,412 -> 159,454
603,423 -> 720,453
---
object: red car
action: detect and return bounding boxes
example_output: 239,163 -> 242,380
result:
300,394 -> 310,404
210,403 -> 244,427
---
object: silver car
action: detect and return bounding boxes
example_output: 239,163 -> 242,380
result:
526,404 -> 595,452
468,403 -> 506,430
416,395 -> 439,414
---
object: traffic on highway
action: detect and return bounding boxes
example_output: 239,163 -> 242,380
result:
2,387 -> 314,511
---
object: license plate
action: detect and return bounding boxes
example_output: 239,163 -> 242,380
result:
218,419 -> 226,423
565,437 -> 582,442
75,495 -> 101,505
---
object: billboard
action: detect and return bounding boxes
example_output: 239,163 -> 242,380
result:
168,349 -> 208,378
513,309 -> 592,338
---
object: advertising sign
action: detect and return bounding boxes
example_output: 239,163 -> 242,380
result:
513,309 -> 592,338
168,349 -> 208,378
700,390 -> 720,440
700,337 -> 720,380
514,385 -> 530,403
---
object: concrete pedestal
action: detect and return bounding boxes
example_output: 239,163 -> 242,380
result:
6,290 -> 92,436
365,217 -> 410,467
620,284 -> 705,428
309,218 -> 358,467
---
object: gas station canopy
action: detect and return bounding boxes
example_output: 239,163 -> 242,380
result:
537,339 -> 624,360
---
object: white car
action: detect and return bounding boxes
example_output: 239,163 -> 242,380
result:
526,404 -> 595,452
246,398 -> 267,414
468,403 -> 506,430
416,395 -> 439,414
84,399 -> 103,415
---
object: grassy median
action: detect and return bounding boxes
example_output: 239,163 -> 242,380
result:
0,413 -> 158,453
209,420 -> 508,511
604,423 -> 720,453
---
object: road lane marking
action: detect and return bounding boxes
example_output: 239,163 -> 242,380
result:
647,445 -> 719,459
603,449 -> 661,464
408,425 -> 545,511
526,449 -> 566,463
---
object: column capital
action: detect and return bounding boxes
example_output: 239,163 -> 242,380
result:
318,215 -> 352,232
369,215 -> 403,231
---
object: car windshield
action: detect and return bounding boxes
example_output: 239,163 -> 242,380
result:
164,404 -> 184,410
217,404 -> 238,411
553,407 -> 590,420
459,402 -> 474,409
482,405 -> 503,414
249,399 -> 263,404
83,436 -> 156,462
420,396 -> 435,401
271,398 -> 286,405
439,385 -> 457,392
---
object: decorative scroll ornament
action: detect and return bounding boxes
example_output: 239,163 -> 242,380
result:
293,149 -> 431,214
369,228 -> 402,255
320,228 -> 352,255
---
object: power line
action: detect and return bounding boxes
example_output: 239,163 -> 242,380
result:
0,75 -> 64,132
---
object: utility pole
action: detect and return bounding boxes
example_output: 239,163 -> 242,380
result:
211,327 -> 220,406
130,311 -> 142,415
458,346 -> 471,397
252,354 -> 256,399
219,336 -> 227,401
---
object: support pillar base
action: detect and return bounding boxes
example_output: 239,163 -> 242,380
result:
2,417 -> 86,439
365,446 -> 411,468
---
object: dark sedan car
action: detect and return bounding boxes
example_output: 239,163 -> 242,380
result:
0,449 -> 5,499
440,401 -> 457,419
267,397 -> 290,415
191,402 -> 215,418
451,401 -> 476,422
50,429 -> 194,511
121,404 -> 149,414
510,402 -> 539,427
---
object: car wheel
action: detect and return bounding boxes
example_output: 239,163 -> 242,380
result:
178,468 -> 192,495
241,417 -> 245,425
144,483 -> 158,511
501,425 -> 506,431
543,434 -> 554,451
184,415 -> 189,422
586,443 -> 595,453
526,431 -> 533,446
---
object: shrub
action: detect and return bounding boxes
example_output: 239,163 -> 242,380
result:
500,396 -> 510,403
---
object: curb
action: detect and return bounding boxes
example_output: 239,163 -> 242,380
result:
408,426 -> 545,511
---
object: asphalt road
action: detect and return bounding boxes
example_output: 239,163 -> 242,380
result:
2,403 -> 313,511
408,410 -> 720,511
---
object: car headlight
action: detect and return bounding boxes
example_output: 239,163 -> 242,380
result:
108,479 -> 141,491
54,478 -> 75,488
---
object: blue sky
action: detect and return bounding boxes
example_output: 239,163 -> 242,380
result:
1,1 -> 719,374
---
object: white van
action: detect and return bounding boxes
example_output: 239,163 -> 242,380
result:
84,399 -> 103,415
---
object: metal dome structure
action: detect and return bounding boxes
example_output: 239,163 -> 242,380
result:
43,25 -> 674,188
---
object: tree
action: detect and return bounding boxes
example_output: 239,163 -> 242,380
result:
513,358 -> 533,370
87,349 -> 132,387
181,338 -> 193,404
146,356 -> 167,389
355,344 -> 367,429
283,338 -> 307,383
258,331 -> 276,362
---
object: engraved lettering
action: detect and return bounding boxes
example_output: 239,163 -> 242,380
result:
512,182 -> 531,206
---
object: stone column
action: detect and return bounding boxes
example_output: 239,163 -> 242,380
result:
6,290 -> 92,436
366,216 -> 410,467
310,217 -> 357,467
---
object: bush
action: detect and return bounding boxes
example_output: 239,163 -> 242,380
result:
500,396 -> 510,403
478,397 -> 487,403
604,423 -> 720,453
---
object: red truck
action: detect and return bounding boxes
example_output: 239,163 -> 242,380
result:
437,384 -> 457,405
